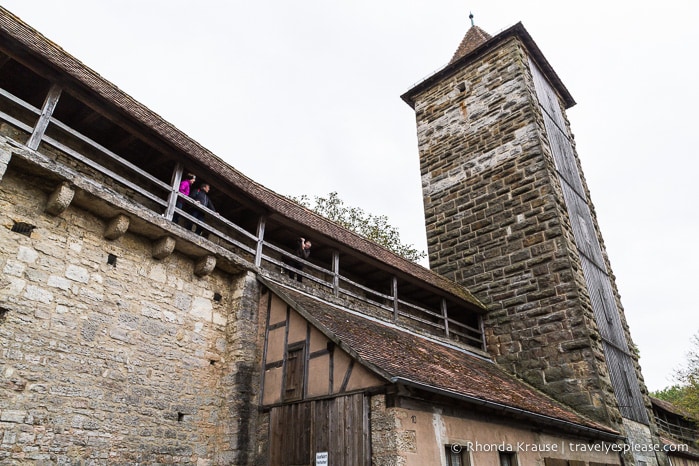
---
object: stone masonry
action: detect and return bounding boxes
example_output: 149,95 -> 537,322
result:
0,163 -> 261,464
411,36 -> 622,426
370,395 -> 407,466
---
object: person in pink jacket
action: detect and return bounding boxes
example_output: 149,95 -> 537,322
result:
173,173 -> 196,224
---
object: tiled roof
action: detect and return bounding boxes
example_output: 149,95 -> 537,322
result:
659,436 -> 699,459
650,396 -> 698,420
264,278 -> 619,439
651,396 -> 690,417
450,25 -> 492,64
0,6 -> 483,309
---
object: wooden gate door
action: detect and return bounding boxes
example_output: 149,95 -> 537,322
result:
268,393 -> 370,466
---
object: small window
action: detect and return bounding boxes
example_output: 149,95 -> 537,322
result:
11,221 -> 35,237
499,451 -> 517,466
445,445 -> 470,466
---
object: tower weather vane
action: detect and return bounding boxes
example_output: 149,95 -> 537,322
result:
469,11 -> 474,26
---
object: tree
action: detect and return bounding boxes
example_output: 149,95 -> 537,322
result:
652,384 -> 691,405
653,333 -> 699,420
288,192 -> 426,262
671,333 -> 699,418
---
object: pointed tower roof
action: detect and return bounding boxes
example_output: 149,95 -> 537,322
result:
402,22 -> 575,110
449,24 -> 492,64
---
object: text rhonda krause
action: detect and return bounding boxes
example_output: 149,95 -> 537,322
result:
454,441 -> 688,454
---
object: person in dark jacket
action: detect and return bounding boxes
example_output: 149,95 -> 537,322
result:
187,183 -> 216,235
288,237 -> 312,282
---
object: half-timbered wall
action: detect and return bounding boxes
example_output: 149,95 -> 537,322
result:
259,290 -> 383,406
258,290 -> 382,465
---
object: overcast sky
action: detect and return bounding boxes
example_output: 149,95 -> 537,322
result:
2,0 -> 697,392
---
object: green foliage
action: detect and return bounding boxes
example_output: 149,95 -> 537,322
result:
672,333 -> 699,419
653,334 -> 699,420
652,384 -> 690,405
289,192 -> 426,262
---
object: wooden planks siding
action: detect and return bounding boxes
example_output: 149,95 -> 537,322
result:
268,393 -> 369,466
530,58 -> 649,424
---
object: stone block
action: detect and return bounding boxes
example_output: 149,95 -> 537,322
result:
0,409 -> 26,423
65,264 -> 89,283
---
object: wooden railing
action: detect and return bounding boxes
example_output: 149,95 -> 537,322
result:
0,83 -> 484,351
257,234 -> 483,348
655,417 -> 698,444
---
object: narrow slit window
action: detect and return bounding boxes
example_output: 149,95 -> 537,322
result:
11,221 -> 35,237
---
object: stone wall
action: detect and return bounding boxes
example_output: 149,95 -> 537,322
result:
370,395 -> 406,466
0,163 -> 261,464
412,37 -> 620,425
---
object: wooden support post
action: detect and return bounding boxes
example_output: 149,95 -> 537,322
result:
441,298 -> 450,338
28,84 -> 62,151
332,251 -> 340,296
392,277 -> 398,323
164,163 -> 183,220
254,216 -> 266,267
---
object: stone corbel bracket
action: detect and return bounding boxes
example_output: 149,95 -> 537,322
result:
152,236 -> 176,260
45,182 -> 75,216
194,255 -> 216,277
104,213 -> 130,240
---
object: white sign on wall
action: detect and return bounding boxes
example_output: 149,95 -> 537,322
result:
316,452 -> 328,466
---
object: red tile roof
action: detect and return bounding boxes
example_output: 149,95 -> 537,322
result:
265,278 -> 619,439
450,25 -> 492,64
658,436 -> 699,459
651,396 -> 693,418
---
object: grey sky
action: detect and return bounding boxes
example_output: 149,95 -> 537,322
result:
3,0 -> 697,392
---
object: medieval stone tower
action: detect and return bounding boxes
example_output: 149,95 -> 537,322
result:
402,21 -> 663,465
